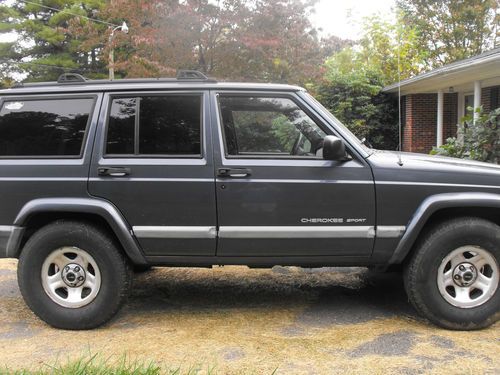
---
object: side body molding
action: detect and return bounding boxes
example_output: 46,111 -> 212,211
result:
389,192 -> 500,264
12,198 -> 148,265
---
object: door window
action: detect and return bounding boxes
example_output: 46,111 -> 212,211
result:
106,95 -> 202,157
218,96 -> 327,158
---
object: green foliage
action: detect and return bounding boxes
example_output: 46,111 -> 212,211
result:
0,0 -> 108,81
232,111 -> 286,152
312,13 -> 435,150
356,14 -> 428,84
397,0 -> 499,67
430,137 -> 465,159
316,64 -> 399,150
271,115 -> 299,152
431,108 -> 500,164
314,14 -> 422,150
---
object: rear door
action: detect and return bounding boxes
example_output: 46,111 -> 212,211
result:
211,91 -> 376,259
89,90 -> 217,257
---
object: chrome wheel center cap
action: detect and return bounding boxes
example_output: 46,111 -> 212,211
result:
452,262 -> 477,287
61,263 -> 86,288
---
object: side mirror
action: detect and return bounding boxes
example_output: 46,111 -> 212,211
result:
322,135 -> 347,161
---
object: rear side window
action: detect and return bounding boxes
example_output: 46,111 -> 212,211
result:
0,97 -> 94,157
106,95 -> 202,157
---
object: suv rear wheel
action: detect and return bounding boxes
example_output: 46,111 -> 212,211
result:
18,220 -> 132,330
404,217 -> 500,330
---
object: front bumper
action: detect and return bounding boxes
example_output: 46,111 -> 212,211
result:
0,226 -> 24,258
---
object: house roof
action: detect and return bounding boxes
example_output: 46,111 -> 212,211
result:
383,47 -> 500,95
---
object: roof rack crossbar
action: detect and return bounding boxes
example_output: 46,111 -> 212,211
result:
57,73 -> 87,83
176,70 -> 215,82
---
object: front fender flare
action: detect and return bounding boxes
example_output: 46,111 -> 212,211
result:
11,197 -> 148,265
389,192 -> 500,264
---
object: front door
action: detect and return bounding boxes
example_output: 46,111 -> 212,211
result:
211,91 -> 376,259
89,91 -> 217,257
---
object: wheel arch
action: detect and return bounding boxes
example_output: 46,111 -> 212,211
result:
389,192 -> 500,265
10,198 -> 148,265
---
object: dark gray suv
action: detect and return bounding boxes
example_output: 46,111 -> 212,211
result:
0,72 -> 498,330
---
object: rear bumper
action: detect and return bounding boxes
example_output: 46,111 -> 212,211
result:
0,226 -> 24,258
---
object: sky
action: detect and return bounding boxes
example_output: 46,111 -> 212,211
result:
312,0 -> 396,39
0,0 -> 397,43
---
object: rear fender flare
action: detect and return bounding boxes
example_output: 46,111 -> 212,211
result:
11,197 -> 148,265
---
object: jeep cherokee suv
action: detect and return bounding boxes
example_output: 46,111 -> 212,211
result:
0,71 -> 498,330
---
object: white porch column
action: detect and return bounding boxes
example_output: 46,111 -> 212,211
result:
437,89 -> 444,147
457,91 -> 465,144
474,80 -> 482,123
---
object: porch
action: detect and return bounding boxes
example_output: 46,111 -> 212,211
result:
383,48 -> 500,154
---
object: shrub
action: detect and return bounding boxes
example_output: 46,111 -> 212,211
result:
431,107 -> 500,164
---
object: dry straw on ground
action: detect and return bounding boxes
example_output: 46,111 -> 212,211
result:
0,260 -> 498,374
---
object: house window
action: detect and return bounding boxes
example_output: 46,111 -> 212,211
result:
464,94 -> 474,117
491,87 -> 499,110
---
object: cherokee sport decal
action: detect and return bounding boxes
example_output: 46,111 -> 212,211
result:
300,218 -> 367,224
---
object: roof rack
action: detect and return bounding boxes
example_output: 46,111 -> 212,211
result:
10,70 -> 217,89
57,73 -> 87,83
176,70 -> 213,81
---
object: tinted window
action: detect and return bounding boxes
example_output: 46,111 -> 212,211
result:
107,98 -> 136,155
219,96 -> 327,157
106,95 -> 202,156
0,98 -> 94,157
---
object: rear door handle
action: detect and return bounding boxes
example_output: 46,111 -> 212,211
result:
97,167 -> 131,177
217,168 -> 252,178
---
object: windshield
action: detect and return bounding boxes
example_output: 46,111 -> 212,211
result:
302,92 -> 372,156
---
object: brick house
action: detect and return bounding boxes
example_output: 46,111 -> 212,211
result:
383,47 -> 500,154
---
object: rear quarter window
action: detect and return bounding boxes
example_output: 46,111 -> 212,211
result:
0,97 -> 95,158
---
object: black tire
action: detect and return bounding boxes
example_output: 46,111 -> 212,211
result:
18,220 -> 132,330
404,217 -> 500,330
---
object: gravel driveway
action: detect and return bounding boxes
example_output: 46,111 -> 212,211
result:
0,259 -> 498,374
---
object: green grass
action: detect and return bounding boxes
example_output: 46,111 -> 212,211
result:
0,353 -> 218,375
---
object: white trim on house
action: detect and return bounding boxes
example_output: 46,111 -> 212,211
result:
437,90 -> 444,146
383,48 -> 500,95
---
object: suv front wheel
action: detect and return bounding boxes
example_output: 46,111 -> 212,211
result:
404,217 -> 500,330
18,220 -> 132,330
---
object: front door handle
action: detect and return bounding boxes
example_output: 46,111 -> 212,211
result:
97,167 -> 131,177
217,168 -> 252,178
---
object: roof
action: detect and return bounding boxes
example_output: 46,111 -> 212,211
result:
383,47 -> 500,95
0,75 -> 304,96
